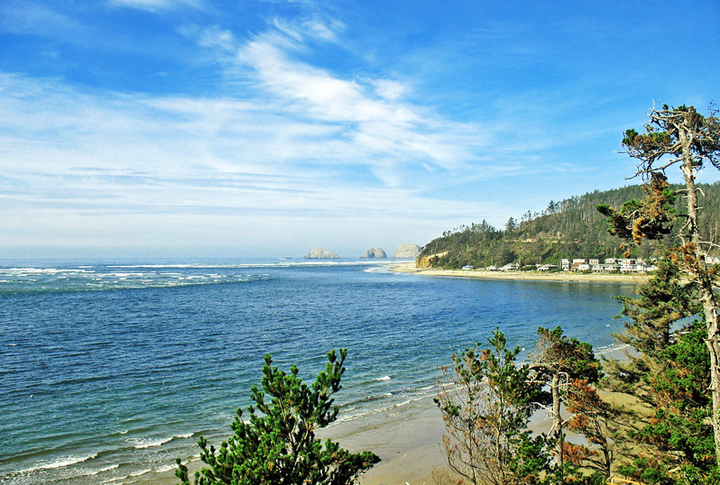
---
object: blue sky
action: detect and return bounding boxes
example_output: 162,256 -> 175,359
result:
1,0 -> 719,259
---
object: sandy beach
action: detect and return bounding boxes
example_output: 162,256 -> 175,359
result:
390,261 -> 649,285
144,353 -> 639,485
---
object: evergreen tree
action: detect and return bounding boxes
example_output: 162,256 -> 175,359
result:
434,329 -> 548,485
175,349 -> 379,485
565,378 -> 617,480
599,103 -> 720,467
601,257 -> 715,484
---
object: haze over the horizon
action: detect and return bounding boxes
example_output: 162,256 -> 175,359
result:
1,0 -> 719,259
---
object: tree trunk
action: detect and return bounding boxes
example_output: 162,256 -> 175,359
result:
679,131 -> 720,464
700,265 -> 720,465
552,372 -> 564,484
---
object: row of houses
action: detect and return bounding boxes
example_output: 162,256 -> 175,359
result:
464,256 -> 720,274
560,256 -> 720,274
472,258 -> 655,273
559,258 -> 658,274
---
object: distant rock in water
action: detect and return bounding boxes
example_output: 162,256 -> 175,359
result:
393,244 -> 421,259
303,248 -> 340,259
359,248 -> 387,259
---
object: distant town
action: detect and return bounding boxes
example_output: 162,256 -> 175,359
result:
464,256 -> 720,274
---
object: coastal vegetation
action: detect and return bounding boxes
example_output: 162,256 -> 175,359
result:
176,349 -> 379,485
434,311 -> 714,485
434,329 -> 548,485
604,258 -> 715,483
434,327 -> 608,485
417,183 -> 720,271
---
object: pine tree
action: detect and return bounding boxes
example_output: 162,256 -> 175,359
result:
619,104 -> 720,464
565,378 -> 617,479
599,257 -> 715,484
175,349 -> 379,485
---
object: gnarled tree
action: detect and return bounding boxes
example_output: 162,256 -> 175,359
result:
531,327 -> 604,484
602,103 -> 720,463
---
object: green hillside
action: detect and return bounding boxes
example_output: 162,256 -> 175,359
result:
418,182 -> 720,269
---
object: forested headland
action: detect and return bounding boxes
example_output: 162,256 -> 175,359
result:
418,182 -> 720,269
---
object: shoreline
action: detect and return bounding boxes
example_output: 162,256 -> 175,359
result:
389,261 -> 649,284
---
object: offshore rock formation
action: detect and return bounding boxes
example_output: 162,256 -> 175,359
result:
303,248 -> 340,259
393,244 -> 421,259
359,248 -> 387,259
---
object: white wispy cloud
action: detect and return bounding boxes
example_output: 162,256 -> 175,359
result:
207,19 -> 488,182
0,69 -> 490,216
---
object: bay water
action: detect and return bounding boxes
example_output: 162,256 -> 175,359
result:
0,259 -> 634,484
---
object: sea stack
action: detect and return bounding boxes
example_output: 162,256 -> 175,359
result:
303,248 -> 340,259
359,248 -> 387,259
392,244 -> 421,259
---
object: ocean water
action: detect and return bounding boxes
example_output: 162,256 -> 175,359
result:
0,259 -> 635,484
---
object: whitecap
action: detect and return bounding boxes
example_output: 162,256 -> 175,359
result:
130,432 -> 192,449
132,436 -> 173,449
20,453 -> 97,472
374,376 -> 391,381
87,464 -> 120,475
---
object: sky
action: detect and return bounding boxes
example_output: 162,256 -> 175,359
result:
1,0 -> 719,259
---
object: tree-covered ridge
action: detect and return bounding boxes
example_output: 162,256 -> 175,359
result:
418,182 -> 720,270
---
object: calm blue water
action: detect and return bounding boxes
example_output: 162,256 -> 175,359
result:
0,259 -> 634,484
